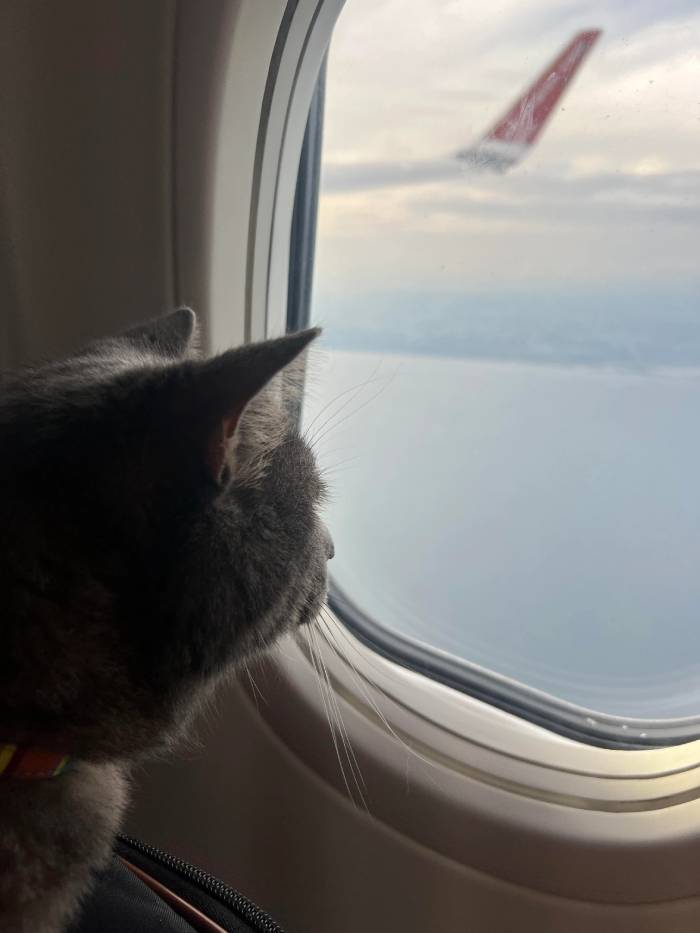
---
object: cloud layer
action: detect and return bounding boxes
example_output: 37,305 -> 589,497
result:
315,0 -> 700,304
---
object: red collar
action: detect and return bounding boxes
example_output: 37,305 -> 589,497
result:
0,744 -> 71,779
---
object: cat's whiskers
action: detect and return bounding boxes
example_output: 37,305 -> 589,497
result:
304,628 -> 358,807
242,658 -> 266,710
304,363 -> 397,452
304,626 -> 367,810
308,369 -> 398,451
320,454 -> 361,474
309,623 -> 367,799
302,365 -> 384,438
317,606 -> 442,793
317,607 -> 405,748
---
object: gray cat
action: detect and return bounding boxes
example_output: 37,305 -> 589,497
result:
0,308 -> 331,932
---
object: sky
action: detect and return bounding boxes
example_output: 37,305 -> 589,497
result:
313,0 -> 700,305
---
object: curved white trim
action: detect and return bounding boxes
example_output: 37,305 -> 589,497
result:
293,619 -> 700,799
245,0 -> 345,343
248,617 -> 700,903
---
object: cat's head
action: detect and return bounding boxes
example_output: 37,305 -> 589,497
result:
0,309 -> 331,758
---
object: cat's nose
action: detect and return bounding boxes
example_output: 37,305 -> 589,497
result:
323,526 -> 335,560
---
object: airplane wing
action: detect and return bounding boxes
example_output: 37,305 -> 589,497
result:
322,29 -> 602,193
457,30 -> 601,172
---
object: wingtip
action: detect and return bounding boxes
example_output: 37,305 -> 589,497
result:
576,28 -> 603,43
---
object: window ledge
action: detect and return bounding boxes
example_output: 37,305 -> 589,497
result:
246,610 -> 700,904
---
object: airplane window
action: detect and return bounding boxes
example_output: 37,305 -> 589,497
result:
297,0 -> 700,743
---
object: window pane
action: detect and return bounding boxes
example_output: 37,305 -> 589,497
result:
305,1 -> 700,723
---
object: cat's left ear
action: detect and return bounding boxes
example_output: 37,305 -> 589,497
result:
193,327 -> 320,483
124,307 -> 198,358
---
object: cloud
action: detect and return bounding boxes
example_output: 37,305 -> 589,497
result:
317,169 -> 700,276
404,169 -> 700,226
312,281 -> 700,369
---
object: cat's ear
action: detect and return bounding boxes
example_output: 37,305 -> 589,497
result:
124,307 -> 198,358
193,327 -> 320,483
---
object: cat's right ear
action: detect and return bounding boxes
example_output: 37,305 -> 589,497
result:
124,307 -> 198,358
188,328 -> 320,484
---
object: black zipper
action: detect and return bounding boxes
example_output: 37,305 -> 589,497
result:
116,834 -> 285,933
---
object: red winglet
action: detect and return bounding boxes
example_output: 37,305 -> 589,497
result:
484,30 -> 601,147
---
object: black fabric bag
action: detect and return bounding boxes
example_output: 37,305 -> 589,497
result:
68,835 -> 285,933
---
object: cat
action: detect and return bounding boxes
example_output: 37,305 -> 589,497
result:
0,308 -> 332,933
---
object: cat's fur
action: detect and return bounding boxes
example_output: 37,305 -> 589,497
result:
0,308 -> 331,932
